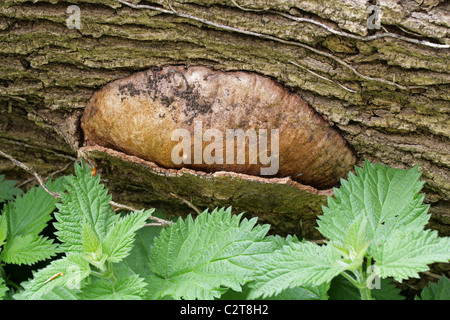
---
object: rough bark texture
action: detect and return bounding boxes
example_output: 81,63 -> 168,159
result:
0,0 -> 449,244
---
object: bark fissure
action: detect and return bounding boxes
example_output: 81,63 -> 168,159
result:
116,0 -> 445,90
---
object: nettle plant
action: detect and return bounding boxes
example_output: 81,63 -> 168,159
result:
248,161 -> 450,300
0,160 -> 449,300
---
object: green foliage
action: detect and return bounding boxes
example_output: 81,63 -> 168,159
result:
327,275 -> 404,300
53,162 -> 119,254
0,178 -> 63,269
0,175 -> 23,204
0,215 -> 6,248
17,253 -> 91,300
247,241 -> 346,299
78,275 -> 147,300
220,281 -> 329,300
1,234 -> 58,266
417,275 -> 450,300
0,276 -> 7,300
143,207 -> 278,299
4,178 -> 64,238
0,160 -> 448,300
14,162 -> 152,300
112,207 -> 275,300
41,285 -> 81,300
248,161 -> 450,300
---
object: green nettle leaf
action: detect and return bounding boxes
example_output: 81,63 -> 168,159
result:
0,178 -> 64,266
0,174 -> 23,204
0,234 -> 58,265
81,222 -> 107,270
102,209 -> 154,263
19,253 -> 91,300
54,161 -> 150,269
249,161 -> 450,300
79,275 -> 147,300
11,161 -> 155,300
247,241 -> 347,299
318,161 -> 450,279
0,276 -> 7,300
145,207 -> 277,300
0,215 -> 7,248
54,161 -> 119,253
221,281 -> 329,300
7,158 -> 448,301
81,222 -> 102,256
3,179 -> 63,238
317,161 -> 430,246
330,215 -> 371,271
418,275 -> 450,300
371,229 -> 450,281
260,283 -> 330,300
115,217 -> 165,278
41,286 -> 81,300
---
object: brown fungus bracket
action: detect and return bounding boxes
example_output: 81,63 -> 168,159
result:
81,65 -> 356,190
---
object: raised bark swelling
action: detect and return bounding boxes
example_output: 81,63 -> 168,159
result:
81,65 -> 356,189
0,0 -> 449,238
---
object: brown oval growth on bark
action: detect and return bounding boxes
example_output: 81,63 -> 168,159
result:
81,65 -> 356,189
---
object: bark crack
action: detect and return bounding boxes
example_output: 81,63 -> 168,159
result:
115,0 -> 440,91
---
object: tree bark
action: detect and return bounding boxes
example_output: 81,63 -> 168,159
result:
0,0 -> 449,240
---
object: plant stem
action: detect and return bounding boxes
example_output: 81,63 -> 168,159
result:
90,270 -> 105,278
355,265 -> 373,300
341,271 -> 359,288
359,283 -> 372,300
106,261 -> 117,281
342,266 -> 373,300
90,262 -> 117,281
6,279 -> 21,290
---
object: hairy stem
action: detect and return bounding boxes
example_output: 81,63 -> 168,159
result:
359,283 -> 372,300
340,271 -> 359,288
355,265 -> 373,300
341,266 -> 373,300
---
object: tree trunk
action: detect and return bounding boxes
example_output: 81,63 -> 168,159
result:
0,0 -> 449,242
